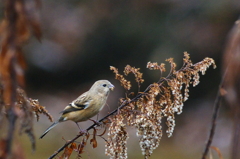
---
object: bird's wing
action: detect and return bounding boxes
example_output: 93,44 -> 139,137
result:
60,92 -> 93,115
72,92 -> 93,109
60,106 -> 80,115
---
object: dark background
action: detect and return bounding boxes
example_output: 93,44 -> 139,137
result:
7,0 -> 240,158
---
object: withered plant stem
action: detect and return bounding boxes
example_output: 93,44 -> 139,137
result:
201,67 -> 227,159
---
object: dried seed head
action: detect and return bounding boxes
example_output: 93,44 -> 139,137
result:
110,66 -> 131,90
107,53 -> 216,159
106,114 -> 129,159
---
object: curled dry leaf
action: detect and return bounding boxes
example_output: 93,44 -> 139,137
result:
90,128 -> 98,148
59,142 -> 77,159
29,98 -> 53,122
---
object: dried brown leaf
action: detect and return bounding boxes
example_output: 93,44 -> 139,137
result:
98,126 -> 107,137
90,138 -> 98,149
77,137 -> 88,155
210,146 -> 223,159
70,142 -> 77,151
220,88 -> 227,96
60,147 -> 72,159
29,98 -> 53,122
0,139 -> 7,158
90,128 -> 98,148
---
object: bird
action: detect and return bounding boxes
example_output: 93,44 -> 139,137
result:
39,80 -> 114,139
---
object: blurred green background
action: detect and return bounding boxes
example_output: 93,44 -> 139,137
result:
2,0 -> 240,158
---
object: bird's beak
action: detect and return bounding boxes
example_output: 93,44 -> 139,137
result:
109,84 -> 114,91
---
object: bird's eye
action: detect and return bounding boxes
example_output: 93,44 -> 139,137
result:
102,84 -> 107,87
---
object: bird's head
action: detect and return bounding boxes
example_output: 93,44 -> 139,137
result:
90,80 -> 114,95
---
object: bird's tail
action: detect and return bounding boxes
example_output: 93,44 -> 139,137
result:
39,121 -> 59,139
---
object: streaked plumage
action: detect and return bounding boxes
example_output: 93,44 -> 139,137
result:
40,80 -> 114,139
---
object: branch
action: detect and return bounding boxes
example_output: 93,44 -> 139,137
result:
48,86 -> 150,159
201,67 -> 227,159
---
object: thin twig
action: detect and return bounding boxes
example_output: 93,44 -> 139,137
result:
201,67 -> 228,159
201,89 -> 222,159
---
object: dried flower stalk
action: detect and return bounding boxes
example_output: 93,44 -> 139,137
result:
49,53 -> 216,159
106,52 -> 216,158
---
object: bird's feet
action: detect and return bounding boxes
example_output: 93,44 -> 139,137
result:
89,119 -> 102,126
79,129 -> 88,135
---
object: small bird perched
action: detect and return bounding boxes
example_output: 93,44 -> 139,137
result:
40,80 -> 114,139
